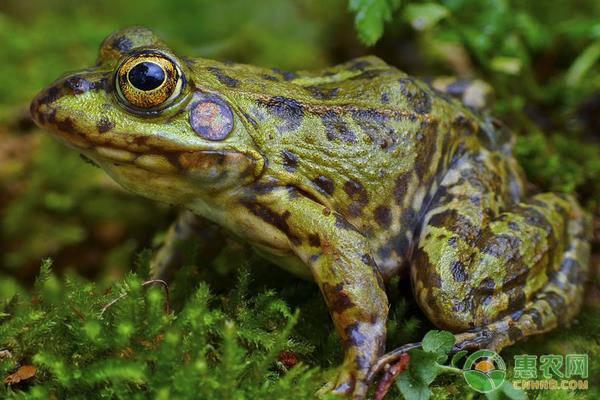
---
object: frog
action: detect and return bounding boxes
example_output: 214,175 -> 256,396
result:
30,27 -> 591,399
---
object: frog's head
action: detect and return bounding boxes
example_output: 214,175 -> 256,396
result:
30,27 -> 264,206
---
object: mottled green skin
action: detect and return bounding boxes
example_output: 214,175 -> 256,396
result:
31,27 -> 591,398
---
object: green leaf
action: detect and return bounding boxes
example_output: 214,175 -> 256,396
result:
409,349 -> 441,385
348,0 -> 402,45
565,40 -> 600,86
397,370 -> 433,400
451,350 -> 468,368
404,2 -> 449,31
421,330 -> 455,362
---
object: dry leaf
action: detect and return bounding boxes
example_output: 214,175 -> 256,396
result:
4,365 -> 37,385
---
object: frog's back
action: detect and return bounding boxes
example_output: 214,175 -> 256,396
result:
202,56 -> 492,275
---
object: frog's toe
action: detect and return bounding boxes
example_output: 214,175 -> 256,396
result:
320,368 -> 369,399
331,369 -> 369,400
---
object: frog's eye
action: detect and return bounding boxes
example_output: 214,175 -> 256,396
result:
115,52 -> 184,111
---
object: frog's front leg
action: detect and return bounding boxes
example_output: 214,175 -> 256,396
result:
242,187 -> 389,398
150,210 -> 226,280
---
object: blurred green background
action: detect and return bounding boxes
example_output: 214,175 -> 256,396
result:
0,0 -> 598,399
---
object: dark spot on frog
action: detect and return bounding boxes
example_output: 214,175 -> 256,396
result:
507,288 -> 526,311
477,277 -> 496,294
361,253 -> 377,268
65,76 -> 95,94
349,60 -> 372,70
37,86 -> 62,105
400,208 -> 418,232
260,96 -> 304,132
111,35 -> 133,52
351,108 -> 391,145
252,180 -> 278,194
453,114 -> 476,136
344,180 -> 368,216
308,233 -> 320,247
428,209 -> 478,242
414,120 -> 439,179
481,233 -> 521,258
398,78 -> 432,115
334,213 -> 361,233
469,195 -> 481,206
322,111 -> 356,143
96,117 -> 114,133
507,325 -> 524,342
312,175 -> 334,196
271,68 -> 297,81
261,74 -> 279,82
374,206 -> 391,228
281,150 -> 299,172
343,323 -> 366,349
522,206 -> 553,234
380,92 -> 390,104
393,233 -> 411,260
241,201 -> 301,245
322,283 -> 354,314
355,354 -> 370,371
206,67 -> 239,88
182,57 -> 195,68
524,309 -> 544,329
378,243 -> 393,263
55,117 -> 78,135
350,70 -> 382,81
306,86 -> 340,100
542,292 -> 567,315
448,236 -> 458,248
241,112 -> 258,128
450,261 -> 467,282
393,172 -> 412,204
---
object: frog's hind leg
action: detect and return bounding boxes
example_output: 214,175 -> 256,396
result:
410,150 -> 591,351
370,152 -> 591,383
425,76 -> 494,111
373,216 -> 589,377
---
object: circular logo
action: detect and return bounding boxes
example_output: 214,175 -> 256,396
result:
463,349 -> 506,393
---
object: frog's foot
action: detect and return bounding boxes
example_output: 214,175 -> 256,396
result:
319,365 -> 369,399
149,210 -> 225,280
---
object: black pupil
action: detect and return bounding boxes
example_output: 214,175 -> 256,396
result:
128,62 -> 166,91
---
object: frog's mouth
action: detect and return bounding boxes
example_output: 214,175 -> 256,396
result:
30,82 -> 265,184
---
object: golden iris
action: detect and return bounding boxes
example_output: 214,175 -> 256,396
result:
116,52 -> 183,111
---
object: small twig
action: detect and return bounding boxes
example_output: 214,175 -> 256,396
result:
142,279 -> 171,314
367,342 -> 421,383
374,353 -> 410,400
99,279 -> 171,317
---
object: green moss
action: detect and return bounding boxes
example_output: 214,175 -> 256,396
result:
1,1 -> 599,399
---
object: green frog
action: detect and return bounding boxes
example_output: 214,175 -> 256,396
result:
30,27 -> 591,398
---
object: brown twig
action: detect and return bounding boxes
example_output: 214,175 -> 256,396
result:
374,353 -> 410,400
